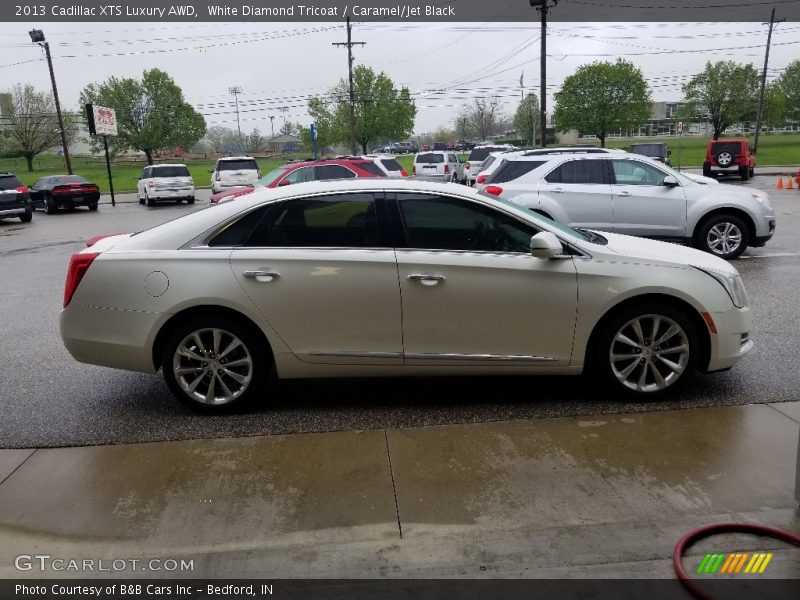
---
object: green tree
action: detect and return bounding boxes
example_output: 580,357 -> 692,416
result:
775,59 -> 800,121
307,66 -> 416,154
764,83 -> 787,129
513,93 -> 540,146
2,84 -> 64,171
79,68 -> 206,164
553,59 -> 651,147
681,61 -> 760,140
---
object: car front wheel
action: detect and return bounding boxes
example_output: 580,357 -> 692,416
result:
162,316 -> 271,413
695,214 -> 749,260
20,209 -> 32,223
594,304 -> 698,397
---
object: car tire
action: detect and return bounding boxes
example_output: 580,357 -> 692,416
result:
187,197 -> 195,205
20,209 -> 32,223
146,194 -> 155,207
88,204 -> 98,211
591,303 -> 698,398
695,214 -> 750,260
138,196 -> 145,205
702,164 -> 712,178
716,151 -> 733,168
161,316 -> 273,414
45,199 -> 55,215
176,198 -> 182,204
739,166 -> 750,181
749,167 -> 755,178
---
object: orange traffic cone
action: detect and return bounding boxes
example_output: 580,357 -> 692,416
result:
777,177 -> 784,190
788,177 -> 795,190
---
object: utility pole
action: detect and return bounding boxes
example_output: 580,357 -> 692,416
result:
332,17 -> 365,155
279,106 -> 288,131
29,30 -> 72,174
228,86 -> 243,140
530,1 -> 557,148
269,115 -> 275,138
753,8 -> 784,154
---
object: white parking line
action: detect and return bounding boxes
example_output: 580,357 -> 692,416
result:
740,252 -> 800,259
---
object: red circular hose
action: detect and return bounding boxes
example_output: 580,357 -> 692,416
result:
673,522 -> 800,600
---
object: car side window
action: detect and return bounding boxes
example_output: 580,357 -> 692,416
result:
545,160 -> 606,184
247,194 -> 380,248
396,194 -> 538,253
208,205 -> 272,247
317,165 -> 356,180
611,160 -> 668,186
32,178 -> 46,189
284,167 -> 316,184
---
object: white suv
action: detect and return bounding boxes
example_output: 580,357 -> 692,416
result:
465,144 -> 516,185
412,151 -> 465,183
137,164 -> 195,206
210,157 -> 260,194
481,153 -> 775,259
362,154 -> 407,178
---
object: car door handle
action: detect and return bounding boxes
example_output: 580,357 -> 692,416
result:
551,187 -> 564,193
617,190 -> 632,197
243,270 -> 280,282
407,274 -> 445,286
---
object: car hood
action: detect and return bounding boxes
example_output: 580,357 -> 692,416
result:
593,232 -> 738,276
683,172 -> 719,185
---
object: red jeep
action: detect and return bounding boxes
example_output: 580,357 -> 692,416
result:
703,139 -> 756,180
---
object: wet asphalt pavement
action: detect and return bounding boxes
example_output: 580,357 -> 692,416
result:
1,179 -> 798,448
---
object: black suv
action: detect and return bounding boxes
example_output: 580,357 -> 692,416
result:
629,143 -> 671,165
0,173 -> 33,223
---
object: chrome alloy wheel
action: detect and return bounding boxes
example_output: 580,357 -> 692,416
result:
609,314 -> 690,393
716,151 -> 733,166
172,328 -> 253,405
706,221 -> 743,257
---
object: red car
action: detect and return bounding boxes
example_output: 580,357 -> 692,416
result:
702,139 -> 756,180
210,158 -> 387,204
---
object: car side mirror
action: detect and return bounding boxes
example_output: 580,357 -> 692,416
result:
530,231 -> 563,259
663,175 -> 680,187
278,179 -> 292,187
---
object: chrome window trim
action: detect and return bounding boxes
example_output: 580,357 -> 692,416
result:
405,353 -> 558,362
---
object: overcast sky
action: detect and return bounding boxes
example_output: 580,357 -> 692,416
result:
1,20 -> 798,135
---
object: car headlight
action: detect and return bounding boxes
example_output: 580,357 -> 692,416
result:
696,267 -> 749,308
751,192 -> 772,210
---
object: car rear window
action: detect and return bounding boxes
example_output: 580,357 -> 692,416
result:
488,160 -> 547,184
51,175 -> 89,184
152,166 -> 190,177
711,142 -> 742,155
380,158 -> 402,172
630,144 -> 664,155
0,175 -> 23,190
416,153 -> 444,164
218,159 -> 258,171
468,147 -> 506,162
357,161 -> 386,176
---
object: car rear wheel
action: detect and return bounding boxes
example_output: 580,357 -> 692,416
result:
146,194 -> 155,207
162,316 -> 271,413
187,197 -> 195,205
695,214 -> 749,260
593,304 -> 697,397
20,209 -> 32,223
88,204 -> 98,211
739,166 -> 750,180
45,199 -> 56,215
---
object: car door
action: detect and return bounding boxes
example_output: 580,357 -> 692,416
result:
538,159 -> 613,231
609,158 -> 687,238
29,178 -> 47,205
391,192 -> 578,366
228,192 -> 403,365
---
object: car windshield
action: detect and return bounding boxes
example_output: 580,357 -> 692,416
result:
258,168 -> 288,186
152,166 -> 190,177
630,144 -> 665,156
488,195 -> 595,243
218,160 -> 258,171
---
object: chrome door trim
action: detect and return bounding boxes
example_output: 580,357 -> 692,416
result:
308,351 -> 404,359
405,353 -> 558,362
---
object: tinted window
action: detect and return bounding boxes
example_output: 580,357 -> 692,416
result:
317,164 -> 357,180
284,166 -> 316,184
142,168 -> 151,178
468,147 -> 508,162
489,160 -> 547,184
416,153 -> 444,164
32,178 -> 48,189
218,159 -> 258,171
610,160 -> 668,186
480,156 -> 496,170
209,206 -> 272,247
357,161 -> 386,177
151,166 -> 191,177
545,160 -> 606,184
380,158 -> 402,172
0,175 -> 23,190
397,194 -> 537,253
253,194 -> 379,248
710,142 -> 741,156
433,142 -> 447,150
52,176 -> 88,185
629,144 -> 666,157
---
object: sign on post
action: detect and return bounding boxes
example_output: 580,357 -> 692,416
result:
677,121 -> 683,136
85,103 -> 117,206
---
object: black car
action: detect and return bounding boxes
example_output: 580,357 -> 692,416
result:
0,173 -> 33,223
29,175 -> 101,214
629,143 -> 671,165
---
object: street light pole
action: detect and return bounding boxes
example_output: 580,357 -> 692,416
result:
228,85 -> 243,140
269,115 -> 275,138
30,30 -> 72,174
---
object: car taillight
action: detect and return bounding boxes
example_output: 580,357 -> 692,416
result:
400,169 -> 407,177
484,185 -> 503,196
466,162 -> 471,169
64,252 -> 100,307
86,233 -> 123,248
412,165 -> 416,174
15,186 -> 28,194
147,180 -> 155,188
257,169 -> 262,178
476,174 -> 487,185
215,172 -> 220,181
444,164 -> 450,174
81,184 -> 99,192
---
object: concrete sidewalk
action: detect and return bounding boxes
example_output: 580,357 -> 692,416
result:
0,402 -> 798,580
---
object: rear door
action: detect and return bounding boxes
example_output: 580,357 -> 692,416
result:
609,159 -> 687,237
538,159 -> 612,230
415,153 -> 445,177
220,159 -> 259,186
